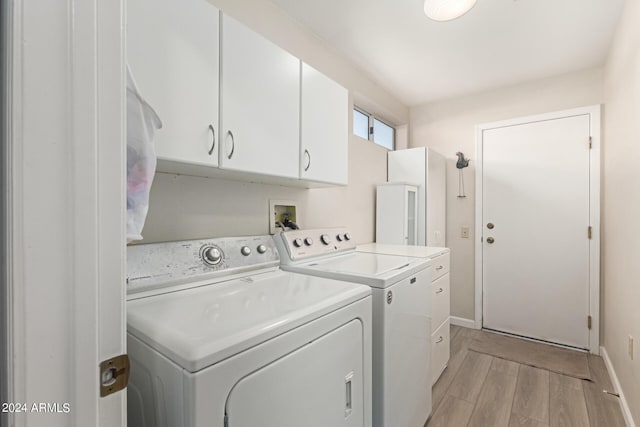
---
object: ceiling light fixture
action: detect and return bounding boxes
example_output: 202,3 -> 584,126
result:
424,0 -> 477,22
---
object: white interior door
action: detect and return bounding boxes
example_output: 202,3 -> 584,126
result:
479,110 -> 597,350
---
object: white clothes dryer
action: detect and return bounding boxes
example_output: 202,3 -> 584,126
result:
273,228 -> 433,427
126,235 -> 372,427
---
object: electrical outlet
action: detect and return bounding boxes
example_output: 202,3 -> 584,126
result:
629,336 -> 634,360
461,226 -> 470,239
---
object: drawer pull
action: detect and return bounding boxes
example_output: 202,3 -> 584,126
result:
436,265 -> 444,271
435,288 -> 444,294
436,336 -> 444,344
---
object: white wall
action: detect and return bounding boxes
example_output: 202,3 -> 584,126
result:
409,67 -> 604,321
144,134 -> 388,243
141,0 -> 407,245
602,0 -> 640,422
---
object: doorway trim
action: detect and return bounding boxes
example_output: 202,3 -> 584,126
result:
5,1 -> 127,424
1,0 -> 10,424
474,105 -> 601,353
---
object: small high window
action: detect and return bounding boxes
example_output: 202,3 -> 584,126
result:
353,107 -> 395,150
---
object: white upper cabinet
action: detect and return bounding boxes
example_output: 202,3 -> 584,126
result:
300,63 -> 349,185
220,15 -> 300,179
127,0 -> 220,167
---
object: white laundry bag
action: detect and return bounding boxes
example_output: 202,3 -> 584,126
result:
126,65 -> 162,243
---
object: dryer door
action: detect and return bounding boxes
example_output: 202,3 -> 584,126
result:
225,319 -> 364,427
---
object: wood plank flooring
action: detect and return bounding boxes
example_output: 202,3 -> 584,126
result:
426,325 -> 627,427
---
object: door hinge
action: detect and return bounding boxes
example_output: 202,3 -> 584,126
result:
589,136 -> 592,149
588,315 -> 592,330
588,226 -> 592,239
99,354 -> 130,397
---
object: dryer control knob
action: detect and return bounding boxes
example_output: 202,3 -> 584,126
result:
344,233 -> 352,241
320,234 -> 331,245
293,238 -> 303,247
203,246 -> 222,265
256,244 -> 267,254
240,246 -> 251,256
304,237 -> 314,246
336,234 -> 343,242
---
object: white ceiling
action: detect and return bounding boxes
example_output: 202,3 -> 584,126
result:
268,0 -> 625,106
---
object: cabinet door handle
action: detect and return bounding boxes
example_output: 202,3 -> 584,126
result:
436,336 -> 444,344
435,288 -> 444,294
208,124 -> 216,155
304,149 -> 311,171
227,130 -> 235,159
436,265 -> 444,271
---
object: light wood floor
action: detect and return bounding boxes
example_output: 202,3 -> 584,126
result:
427,325 -> 627,427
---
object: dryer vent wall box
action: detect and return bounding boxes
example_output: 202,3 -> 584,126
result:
269,200 -> 298,234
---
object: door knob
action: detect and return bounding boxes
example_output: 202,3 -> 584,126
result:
486,237 -> 495,244
487,223 -> 494,229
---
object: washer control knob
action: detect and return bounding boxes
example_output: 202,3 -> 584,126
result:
304,237 -> 314,246
240,246 -> 251,256
344,233 -> 352,241
256,244 -> 267,254
320,234 -> 331,245
203,246 -> 222,265
293,238 -> 303,247
336,234 -> 343,242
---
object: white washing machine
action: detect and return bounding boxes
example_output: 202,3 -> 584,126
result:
356,243 -> 451,384
273,228 -> 433,427
126,235 -> 372,427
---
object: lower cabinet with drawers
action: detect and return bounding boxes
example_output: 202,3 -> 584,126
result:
430,250 -> 450,384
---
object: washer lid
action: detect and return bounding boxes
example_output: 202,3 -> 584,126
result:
356,243 -> 449,259
285,252 -> 431,288
127,270 -> 370,373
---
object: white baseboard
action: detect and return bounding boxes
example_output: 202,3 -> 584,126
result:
449,316 -> 476,329
601,346 -> 636,427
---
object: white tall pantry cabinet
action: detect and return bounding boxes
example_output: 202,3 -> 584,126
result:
379,147 -> 451,384
388,147 -> 446,247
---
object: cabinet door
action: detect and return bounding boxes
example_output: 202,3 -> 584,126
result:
376,185 -> 406,245
127,0 -> 219,166
300,63 -> 348,185
220,15 -> 300,178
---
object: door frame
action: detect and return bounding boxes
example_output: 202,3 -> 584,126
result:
5,1 -> 126,425
1,0 -> 10,424
474,105 -> 601,353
